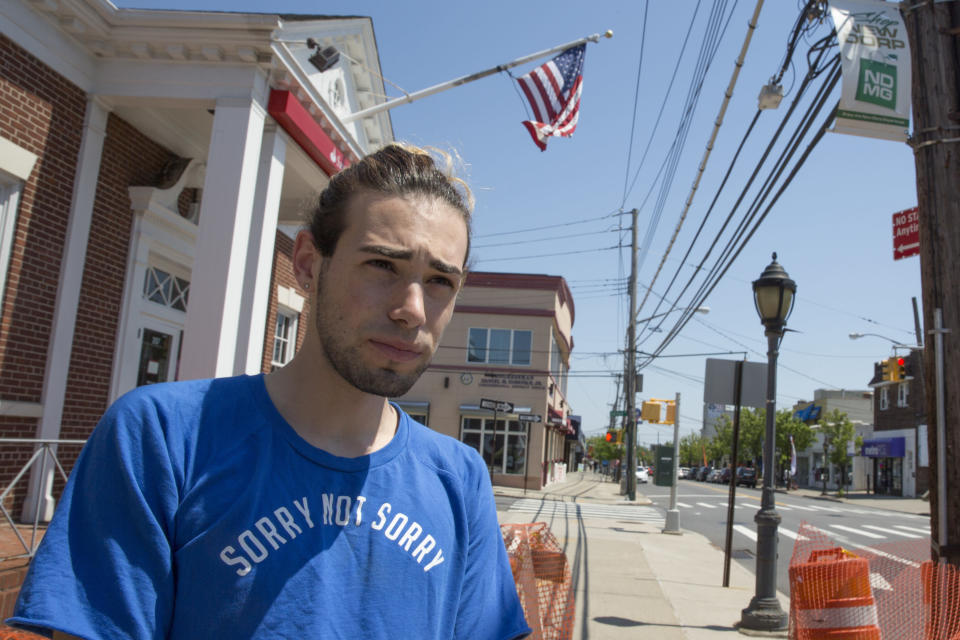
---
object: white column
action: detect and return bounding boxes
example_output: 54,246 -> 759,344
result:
234,124 -> 287,375
179,96 -> 266,380
23,97 -> 110,522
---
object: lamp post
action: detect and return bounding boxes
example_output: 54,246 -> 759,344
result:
740,253 -> 795,633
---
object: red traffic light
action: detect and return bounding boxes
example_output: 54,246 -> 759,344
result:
605,432 -> 613,442
896,357 -> 905,366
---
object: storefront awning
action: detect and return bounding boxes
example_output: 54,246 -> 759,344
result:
861,436 -> 905,458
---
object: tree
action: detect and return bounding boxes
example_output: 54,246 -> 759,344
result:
679,432 -> 706,467
708,409 -> 764,465
587,435 -> 620,462
818,409 -> 862,497
775,409 -> 815,479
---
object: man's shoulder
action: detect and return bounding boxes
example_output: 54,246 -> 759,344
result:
402,414 -> 484,473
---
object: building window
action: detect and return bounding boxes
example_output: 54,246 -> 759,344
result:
407,412 -> 428,426
0,173 -> 24,317
879,387 -> 889,411
143,266 -> 190,311
467,328 -> 532,366
897,382 -> 909,408
551,333 -> 569,396
271,308 -> 299,369
460,416 -> 527,475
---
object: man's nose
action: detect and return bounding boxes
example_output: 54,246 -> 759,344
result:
389,282 -> 427,328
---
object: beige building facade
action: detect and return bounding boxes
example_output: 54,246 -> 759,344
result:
397,272 -> 576,491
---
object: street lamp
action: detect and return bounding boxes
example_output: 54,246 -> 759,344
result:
740,253 -> 795,633
849,332 -> 921,350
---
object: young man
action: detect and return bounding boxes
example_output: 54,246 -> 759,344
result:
10,145 -> 531,640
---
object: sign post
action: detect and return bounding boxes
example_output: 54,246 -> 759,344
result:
517,413 -> 540,494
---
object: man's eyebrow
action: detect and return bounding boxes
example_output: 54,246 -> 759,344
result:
360,245 -> 463,277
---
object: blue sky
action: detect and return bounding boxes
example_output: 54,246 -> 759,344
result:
116,0 -> 921,444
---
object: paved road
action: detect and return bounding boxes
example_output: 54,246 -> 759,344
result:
642,479 -> 932,594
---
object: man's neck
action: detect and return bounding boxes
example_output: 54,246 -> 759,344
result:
262,357 -> 398,458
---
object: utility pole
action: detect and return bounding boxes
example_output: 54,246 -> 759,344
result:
625,208 -> 639,501
904,3 -> 960,567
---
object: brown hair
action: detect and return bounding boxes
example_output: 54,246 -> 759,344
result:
307,143 -> 473,264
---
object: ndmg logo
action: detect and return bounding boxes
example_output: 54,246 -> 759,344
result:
857,59 -> 897,110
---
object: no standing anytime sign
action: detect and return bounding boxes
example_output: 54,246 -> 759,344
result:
892,207 -> 920,260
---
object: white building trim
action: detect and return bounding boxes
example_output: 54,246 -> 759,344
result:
179,95 -> 267,380
235,124 -> 287,375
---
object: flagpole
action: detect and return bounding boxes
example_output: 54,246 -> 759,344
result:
341,30 -> 613,124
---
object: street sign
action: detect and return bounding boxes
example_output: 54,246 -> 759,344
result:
479,398 -> 514,413
609,410 -> 627,417
893,206 -> 920,260
517,414 -> 542,423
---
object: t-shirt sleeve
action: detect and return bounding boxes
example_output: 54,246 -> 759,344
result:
453,451 -> 531,640
7,391 -> 181,640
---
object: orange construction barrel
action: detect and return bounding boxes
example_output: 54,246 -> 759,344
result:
790,547 -> 881,640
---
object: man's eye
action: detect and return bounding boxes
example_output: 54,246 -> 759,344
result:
368,259 -> 395,271
428,275 -> 455,288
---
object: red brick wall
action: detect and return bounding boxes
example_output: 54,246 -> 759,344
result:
261,231 -> 310,372
0,35 -> 179,510
0,35 -> 87,512
0,35 -> 85,404
59,114 -> 177,444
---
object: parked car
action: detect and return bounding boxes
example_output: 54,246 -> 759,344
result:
678,466 -> 690,479
706,469 -> 722,483
736,466 -> 757,488
636,467 -> 649,484
696,466 -> 713,481
718,467 -> 732,484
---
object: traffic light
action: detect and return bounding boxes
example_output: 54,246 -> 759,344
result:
881,357 -> 893,381
896,356 -> 906,380
641,400 -> 661,422
605,430 -> 614,442
890,356 -> 902,382
664,402 -> 676,425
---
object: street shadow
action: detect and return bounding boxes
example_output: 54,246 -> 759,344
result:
594,616 -> 734,632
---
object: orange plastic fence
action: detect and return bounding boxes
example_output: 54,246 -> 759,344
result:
501,522 -> 575,640
789,521 -> 960,639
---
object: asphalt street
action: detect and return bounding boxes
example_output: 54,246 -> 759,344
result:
641,478 -> 932,595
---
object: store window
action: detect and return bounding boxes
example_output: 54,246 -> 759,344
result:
467,328 -> 532,365
460,416 -> 527,475
271,308 -> 299,370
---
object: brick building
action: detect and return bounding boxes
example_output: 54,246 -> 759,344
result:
865,349 -> 928,497
0,0 -> 394,528
396,272 -> 578,491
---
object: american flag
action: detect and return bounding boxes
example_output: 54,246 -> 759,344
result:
516,44 -> 586,151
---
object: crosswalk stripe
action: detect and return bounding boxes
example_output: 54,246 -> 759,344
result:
734,524 -> 757,541
740,502 -> 760,509
677,502 -> 692,508
830,524 -> 885,539
805,525 -> 920,567
778,527 -> 809,541
507,499 -> 663,523
774,504 -> 794,511
696,502 -> 717,509
894,525 -> 932,535
785,504 -> 818,511
806,505 -> 842,512
864,524 -> 923,539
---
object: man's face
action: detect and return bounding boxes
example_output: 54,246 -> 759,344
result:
308,191 -> 468,397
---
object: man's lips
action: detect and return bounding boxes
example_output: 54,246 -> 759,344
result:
369,339 -> 424,363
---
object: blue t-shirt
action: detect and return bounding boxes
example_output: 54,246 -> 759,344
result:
9,375 -> 530,640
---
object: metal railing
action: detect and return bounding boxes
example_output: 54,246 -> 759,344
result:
0,437 -> 87,559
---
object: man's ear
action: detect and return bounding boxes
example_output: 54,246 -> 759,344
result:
292,229 -> 321,293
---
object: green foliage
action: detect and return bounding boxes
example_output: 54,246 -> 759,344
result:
587,435 -> 621,462
706,409 -> 764,464
775,409 -> 815,470
679,433 -> 706,466
818,409 -> 863,496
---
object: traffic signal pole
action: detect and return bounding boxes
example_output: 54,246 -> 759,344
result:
904,3 -> 960,567
626,208 -> 639,501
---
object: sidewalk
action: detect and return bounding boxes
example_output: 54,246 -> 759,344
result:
494,472 -> 929,639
